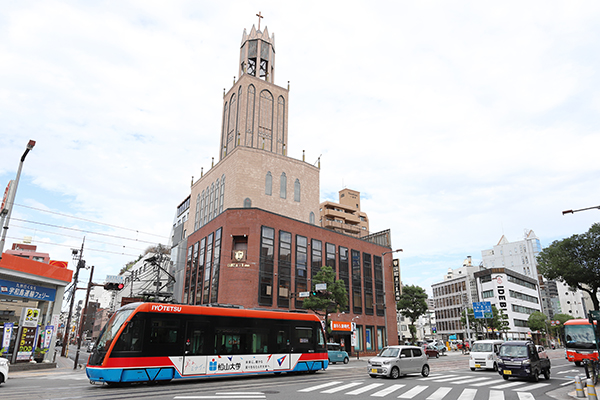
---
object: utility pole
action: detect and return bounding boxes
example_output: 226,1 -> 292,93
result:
74,264 -> 94,369
61,238 -> 85,357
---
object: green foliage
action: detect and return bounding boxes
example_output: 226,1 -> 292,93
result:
461,305 -> 508,338
301,266 -> 348,338
538,223 -> 600,311
528,311 -> 548,333
397,285 -> 428,342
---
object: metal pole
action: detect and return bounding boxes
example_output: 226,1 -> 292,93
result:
61,238 -> 85,357
74,264 -> 93,369
0,140 -> 35,259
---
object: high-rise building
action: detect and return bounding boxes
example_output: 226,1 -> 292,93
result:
320,189 -> 370,238
172,19 -> 399,355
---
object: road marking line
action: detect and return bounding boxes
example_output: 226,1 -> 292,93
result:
561,380 -> 575,386
490,381 -> 527,389
489,390 -> 505,400
371,384 -> 405,397
398,385 -> 428,398
427,387 -> 452,400
457,388 -> 477,400
298,381 -> 342,392
432,376 -> 466,383
450,377 -> 492,385
420,374 -> 458,381
321,381 -> 363,394
514,383 -> 549,391
345,383 -> 384,395
517,393 -> 535,400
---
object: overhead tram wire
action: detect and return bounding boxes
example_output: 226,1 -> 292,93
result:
15,203 -> 168,239
10,218 -> 163,246
5,235 -> 140,257
9,223 -> 149,253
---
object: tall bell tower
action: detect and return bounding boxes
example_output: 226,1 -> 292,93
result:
219,14 -> 289,161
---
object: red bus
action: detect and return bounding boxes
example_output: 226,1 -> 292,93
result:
564,319 -> 598,366
86,302 -> 328,384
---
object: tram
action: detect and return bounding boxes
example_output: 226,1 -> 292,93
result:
86,302 -> 328,384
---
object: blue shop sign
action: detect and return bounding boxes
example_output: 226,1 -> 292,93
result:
0,278 -> 56,301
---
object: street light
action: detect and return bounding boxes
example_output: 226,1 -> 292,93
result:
0,140 -> 36,259
382,249 -> 403,346
562,205 -> 600,215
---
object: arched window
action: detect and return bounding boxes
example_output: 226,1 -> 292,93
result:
294,179 -> 300,202
259,90 -> 274,151
219,175 -> 225,213
309,212 -> 315,225
199,190 -> 205,227
194,194 -> 201,230
213,178 -> 220,219
244,198 -> 252,208
246,85 -> 256,147
203,187 -> 209,224
265,171 -> 272,195
280,172 -> 287,199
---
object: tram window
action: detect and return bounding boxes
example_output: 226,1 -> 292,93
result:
113,314 -> 144,352
294,326 -> 314,351
150,318 -> 180,345
276,328 -> 290,352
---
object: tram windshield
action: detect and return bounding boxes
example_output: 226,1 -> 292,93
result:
96,309 -> 135,353
565,324 -> 597,350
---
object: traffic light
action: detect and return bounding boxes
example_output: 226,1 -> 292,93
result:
311,290 -> 318,296
104,282 -> 124,291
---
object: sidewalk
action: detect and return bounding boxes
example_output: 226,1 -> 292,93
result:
9,355 -> 85,378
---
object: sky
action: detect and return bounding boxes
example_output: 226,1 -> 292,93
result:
1,1 -> 600,302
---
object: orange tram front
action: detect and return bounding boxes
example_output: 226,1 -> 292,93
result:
86,302 -> 328,384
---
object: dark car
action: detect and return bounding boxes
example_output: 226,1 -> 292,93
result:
497,340 -> 551,381
425,345 -> 440,358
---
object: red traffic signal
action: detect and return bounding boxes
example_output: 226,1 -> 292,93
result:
104,282 -> 124,291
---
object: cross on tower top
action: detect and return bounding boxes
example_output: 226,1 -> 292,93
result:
256,11 -> 263,31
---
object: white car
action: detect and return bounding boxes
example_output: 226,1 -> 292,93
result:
469,340 -> 504,371
368,345 -> 430,379
0,357 -> 8,385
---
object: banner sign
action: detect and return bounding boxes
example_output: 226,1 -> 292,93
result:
0,279 -> 56,302
21,307 -> 41,328
42,325 -> 54,349
330,321 -> 352,332
2,322 -> 13,351
392,259 -> 401,301
16,325 -> 38,361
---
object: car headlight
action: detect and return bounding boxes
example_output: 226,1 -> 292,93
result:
487,354 -> 493,360
383,360 -> 391,365
522,359 -> 530,366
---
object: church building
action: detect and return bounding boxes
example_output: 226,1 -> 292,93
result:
178,18 -> 399,355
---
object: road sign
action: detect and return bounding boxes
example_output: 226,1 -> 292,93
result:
298,291 -> 310,298
315,283 -> 327,291
473,301 -> 493,319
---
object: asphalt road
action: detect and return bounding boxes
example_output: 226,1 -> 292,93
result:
2,348 -> 581,400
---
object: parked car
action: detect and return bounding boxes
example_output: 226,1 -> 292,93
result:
425,345 -> 440,358
497,340 -> 551,381
469,340 -> 504,371
0,357 -> 8,385
432,342 -> 447,355
327,342 -> 349,364
367,345 -> 430,379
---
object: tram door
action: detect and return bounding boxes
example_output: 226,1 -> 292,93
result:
182,320 -> 208,376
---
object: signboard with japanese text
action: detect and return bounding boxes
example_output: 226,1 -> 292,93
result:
0,279 -> 56,302
42,325 -> 54,348
392,259 -> 401,301
16,325 -> 38,361
2,322 -> 13,351
21,307 -> 41,328
473,301 -> 493,319
330,321 -> 352,331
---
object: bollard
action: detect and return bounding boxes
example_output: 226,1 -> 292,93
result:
575,376 -> 586,398
587,378 -> 598,399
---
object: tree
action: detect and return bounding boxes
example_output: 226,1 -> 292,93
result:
301,266 -> 348,339
397,285 -> 428,343
538,223 -> 600,311
461,305 -> 508,339
528,311 -> 548,333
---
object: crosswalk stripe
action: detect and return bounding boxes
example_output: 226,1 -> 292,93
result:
457,388 -> 477,400
420,374 -> 458,381
517,393 -> 535,400
450,377 -> 492,385
515,383 -> 549,392
371,384 -> 406,397
432,376 -> 468,383
398,385 -> 428,399
489,389 -> 505,400
490,381 -> 527,390
345,383 -> 384,395
298,381 -> 342,392
427,387 -> 452,400
321,382 -> 363,394
471,379 -> 503,387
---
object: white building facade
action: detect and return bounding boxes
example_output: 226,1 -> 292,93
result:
474,268 -> 542,339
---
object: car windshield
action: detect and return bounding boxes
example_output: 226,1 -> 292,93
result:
565,324 -> 597,350
499,345 -> 528,357
472,343 -> 493,352
378,347 -> 400,357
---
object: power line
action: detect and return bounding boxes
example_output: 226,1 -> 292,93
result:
10,218 -> 164,246
15,203 -> 169,239
6,235 -> 139,257
9,223 -> 149,252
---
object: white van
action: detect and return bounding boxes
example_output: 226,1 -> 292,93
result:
469,339 -> 504,371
